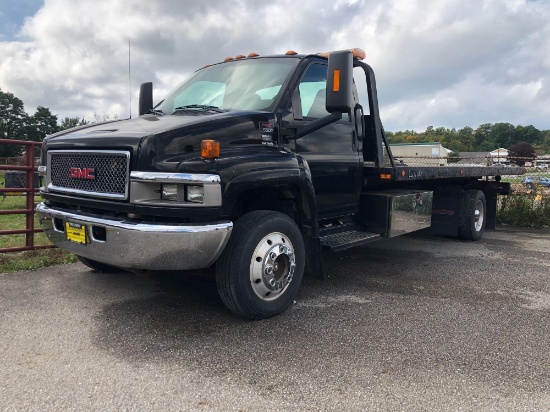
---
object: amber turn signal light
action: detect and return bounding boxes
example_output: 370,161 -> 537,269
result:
332,69 -> 340,92
201,140 -> 220,159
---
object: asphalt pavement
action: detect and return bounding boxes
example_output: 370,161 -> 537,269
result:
1,227 -> 549,411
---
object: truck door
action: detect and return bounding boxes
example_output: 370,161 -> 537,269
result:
291,62 -> 362,219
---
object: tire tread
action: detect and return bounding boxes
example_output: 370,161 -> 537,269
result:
216,210 -> 304,319
458,189 -> 485,241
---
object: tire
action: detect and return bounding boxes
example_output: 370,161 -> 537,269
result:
216,210 -> 305,319
77,255 -> 121,272
458,190 -> 486,241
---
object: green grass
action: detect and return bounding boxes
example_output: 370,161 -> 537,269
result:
0,249 -> 77,273
0,171 -> 77,273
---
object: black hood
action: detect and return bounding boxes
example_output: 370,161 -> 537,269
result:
44,114 -> 222,147
43,111 -> 278,171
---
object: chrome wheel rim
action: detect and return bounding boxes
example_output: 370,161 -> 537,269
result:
250,232 -> 296,301
474,200 -> 484,232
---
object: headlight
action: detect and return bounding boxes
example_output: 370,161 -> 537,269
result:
186,185 -> 204,203
161,184 -> 178,201
130,172 -> 221,207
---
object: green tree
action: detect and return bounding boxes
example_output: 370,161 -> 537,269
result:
514,125 -> 543,146
489,122 -> 515,149
27,106 -> 59,141
59,116 -> 89,130
542,130 -> 550,154
474,123 -> 494,151
457,126 -> 475,152
0,88 -> 29,157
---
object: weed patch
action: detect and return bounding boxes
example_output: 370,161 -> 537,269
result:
498,187 -> 550,228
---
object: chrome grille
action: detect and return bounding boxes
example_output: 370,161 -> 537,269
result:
48,150 -> 130,199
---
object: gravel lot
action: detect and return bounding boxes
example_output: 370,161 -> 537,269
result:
1,227 -> 549,411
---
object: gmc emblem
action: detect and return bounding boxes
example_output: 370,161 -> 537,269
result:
69,167 -> 95,180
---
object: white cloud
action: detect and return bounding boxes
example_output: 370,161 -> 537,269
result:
0,0 -> 549,131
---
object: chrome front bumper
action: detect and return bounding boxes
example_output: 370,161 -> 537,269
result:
36,203 -> 233,270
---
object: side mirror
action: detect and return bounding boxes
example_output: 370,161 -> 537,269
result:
139,82 -> 153,116
326,50 -> 353,114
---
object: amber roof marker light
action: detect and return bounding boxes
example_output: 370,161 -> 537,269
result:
317,48 -> 366,60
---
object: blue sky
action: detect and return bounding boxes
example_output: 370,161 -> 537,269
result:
0,0 -> 549,132
0,0 -> 43,40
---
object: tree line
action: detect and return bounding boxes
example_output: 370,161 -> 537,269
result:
386,124 -> 550,156
0,88 -> 111,157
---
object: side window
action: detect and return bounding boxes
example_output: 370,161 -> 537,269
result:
298,64 -> 329,119
298,63 -> 350,121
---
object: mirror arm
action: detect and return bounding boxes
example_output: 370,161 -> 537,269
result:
283,112 -> 342,140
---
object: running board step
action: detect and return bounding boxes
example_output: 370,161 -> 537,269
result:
320,230 -> 381,252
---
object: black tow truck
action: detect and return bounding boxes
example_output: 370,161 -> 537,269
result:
37,48 -> 524,319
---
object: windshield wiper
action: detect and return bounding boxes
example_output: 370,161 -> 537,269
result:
146,108 -> 164,115
173,104 -> 226,113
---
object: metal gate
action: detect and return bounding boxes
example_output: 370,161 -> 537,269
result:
0,138 -> 55,253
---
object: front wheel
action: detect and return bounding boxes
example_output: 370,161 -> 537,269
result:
216,210 -> 305,319
458,190 -> 486,241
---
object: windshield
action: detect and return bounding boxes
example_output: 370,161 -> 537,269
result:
155,58 -> 299,114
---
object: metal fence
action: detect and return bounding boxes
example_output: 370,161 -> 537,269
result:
0,139 -> 54,253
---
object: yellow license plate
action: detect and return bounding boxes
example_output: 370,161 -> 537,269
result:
65,222 -> 88,244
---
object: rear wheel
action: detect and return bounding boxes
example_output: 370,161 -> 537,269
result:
458,190 -> 486,241
77,256 -> 121,272
216,210 -> 305,319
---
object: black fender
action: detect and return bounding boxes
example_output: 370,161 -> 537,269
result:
219,150 -> 324,279
296,155 -> 324,279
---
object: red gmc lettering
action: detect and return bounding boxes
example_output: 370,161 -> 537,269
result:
69,167 -> 95,180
